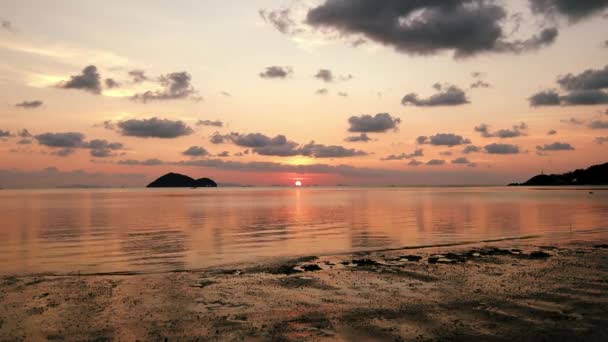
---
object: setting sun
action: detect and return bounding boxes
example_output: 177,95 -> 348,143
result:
294,180 -> 302,187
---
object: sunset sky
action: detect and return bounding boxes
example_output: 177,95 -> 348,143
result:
1,0 -> 607,187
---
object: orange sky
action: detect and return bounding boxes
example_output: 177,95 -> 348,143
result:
0,0 -> 607,187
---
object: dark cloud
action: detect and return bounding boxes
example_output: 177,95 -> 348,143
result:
15,100 -> 43,109
529,90 -> 561,106
452,157 -> 472,165
300,142 -> 367,158
306,0 -> 558,58
440,151 -> 453,156
344,133 -> 371,143
132,72 -> 200,102
217,151 -> 230,157
117,118 -> 194,138
314,69 -> 353,83
402,85 -> 469,107
348,113 -> 401,133
595,136 -> 608,144
259,8 -> 302,35
0,130 -> 11,138
536,142 -> 575,151
530,65 -> 608,106
315,88 -> 329,95
228,133 -> 301,157
35,132 -> 85,148
52,148 -> 76,157
463,145 -> 482,154
105,78 -> 120,89
547,129 -> 557,135
471,80 -> 491,89
197,120 -> 223,128
484,143 -> 520,154
381,149 -> 423,161
259,66 -> 293,79
408,160 -> 424,167
17,139 -> 32,145
338,92 -> 348,97
426,159 -> 445,166
118,159 -> 165,166
128,70 -> 148,83
82,139 -> 124,158
58,65 -> 101,94
209,132 -> 227,144
590,120 -> 608,129
182,146 -> 210,157
418,133 -> 471,147
529,0 -> 608,21
474,122 -> 527,138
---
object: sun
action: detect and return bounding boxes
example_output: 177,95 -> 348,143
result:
294,180 -> 302,187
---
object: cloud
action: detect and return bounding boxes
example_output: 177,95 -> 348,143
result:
15,100 -> 43,109
314,69 -> 353,83
259,66 -> 293,79
228,133 -> 301,156
529,0 -> 608,21
0,130 -> 12,138
530,65 -> 608,106
595,136 -> 608,144
128,70 -> 148,83
104,78 -> 120,89
217,151 -> 230,157
471,80 -> 491,89
348,113 -> 401,133
426,159 -> 445,166
0,167 -> 146,189
529,90 -> 561,106
35,132 -> 85,148
305,0 -> 558,58
418,133 -> 471,147
82,139 -> 124,158
536,142 -> 575,151
484,143 -> 520,154
300,142 -> 367,158
344,133 -> 371,143
1,20 -> 16,33
381,149 -> 423,161
132,72 -> 200,102
547,129 -> 557,135
118,159 -> 165,166
408,160 -> 424,167
315,88 -> 329,95
197,120 -> 223,128
57,65 -> 101,94
259,8 -> 302,35
452,157 -> 472,165
182,146 -> 210,157
116,117 -> 194,138
402,85 -> 469,107
338,92 -> 348,97
209,132 -> 226,144
463,145 -> 482,154
474,122 -> 527,138
590,120 -> 608,129
561,117 -> 584,125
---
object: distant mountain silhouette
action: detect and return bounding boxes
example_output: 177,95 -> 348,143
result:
509,162 -> 608,186
147,173 -> 218,188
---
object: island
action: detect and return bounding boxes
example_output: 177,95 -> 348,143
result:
509,162 -> 608,186
147,172 -> 218,188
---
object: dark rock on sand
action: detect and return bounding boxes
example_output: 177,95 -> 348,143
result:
400,255 -> 423,262
301,264 -> 322,272
147,173 -> 217,188
594,244 -> 608,249
529,251 -> 551,259
352,259 -> 378,267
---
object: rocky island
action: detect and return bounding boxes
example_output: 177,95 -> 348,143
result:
509,162 -> 608,186
147,173 -> 217,188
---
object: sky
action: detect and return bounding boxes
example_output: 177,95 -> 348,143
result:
0,0 -> 607,188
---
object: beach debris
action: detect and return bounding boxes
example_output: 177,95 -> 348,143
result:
528,251 -> 551,259
351,259 -> 379,267
301,264 -> 322,272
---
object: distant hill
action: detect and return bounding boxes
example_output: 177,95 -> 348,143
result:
509,162 -> 608,186
147,173 -> 217,188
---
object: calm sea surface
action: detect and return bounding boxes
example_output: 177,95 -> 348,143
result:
1,187 -> 607,274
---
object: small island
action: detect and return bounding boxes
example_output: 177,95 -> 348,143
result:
509,162 -> 608,186
147,173 -> 217,188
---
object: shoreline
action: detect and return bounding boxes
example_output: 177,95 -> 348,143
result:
1,239 -> 607,341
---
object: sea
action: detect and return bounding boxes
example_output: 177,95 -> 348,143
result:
0,187 -> 607,275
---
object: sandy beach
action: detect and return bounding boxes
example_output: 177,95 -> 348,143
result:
1,238 -> 607,341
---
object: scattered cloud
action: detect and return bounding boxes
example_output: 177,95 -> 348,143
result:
35,132 -> 85,147
381,149 -> 423,161
259,8 -> 302,35
529,90 -> 561,106
128,70 -> 148,83
57,65 -> 101,94
338,92 -> 348,97
217,151 -> 230,157
426,159 -> 445,166
1,20 -> 16,33
34,132 -> 124,157
463,145 -> 482,154
228,133 -> 301,157
536,142 -> 575,151
402,85 -> 469,107
0,130 -> 12,138
132,71 -> 200,102
348,113 -> 401,133
344,133 -> 371,143
474,122 -> 527,138
595,136 -> 608,144
452,157 -> 474,165
408,160 -> 423,167
484,143 -> 520,154
561,117 -> 584,125
547,129 -> 557,135
418,133 -> 471,147
590,120 -> 608,129
300,142 -> 368,158
116,118 -> 194,138
529,0 -> 608,21
15,100 -> 43,109
471,80 -> 491,89
259,66 -> 293,79
0,167 -> 146,189
197,120 -> 223,128
104,78 -> 120,89
209,132 -> 226,144
182,146 -> 210,157
314,69 -> 353,83
315,88 -> 328,95
305,0 -> 558,58
530,65 -> 608,106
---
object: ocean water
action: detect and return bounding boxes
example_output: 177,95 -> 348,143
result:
0,187 -> 607,275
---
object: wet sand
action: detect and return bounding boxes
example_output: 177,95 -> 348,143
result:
1,239 -> 607,341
